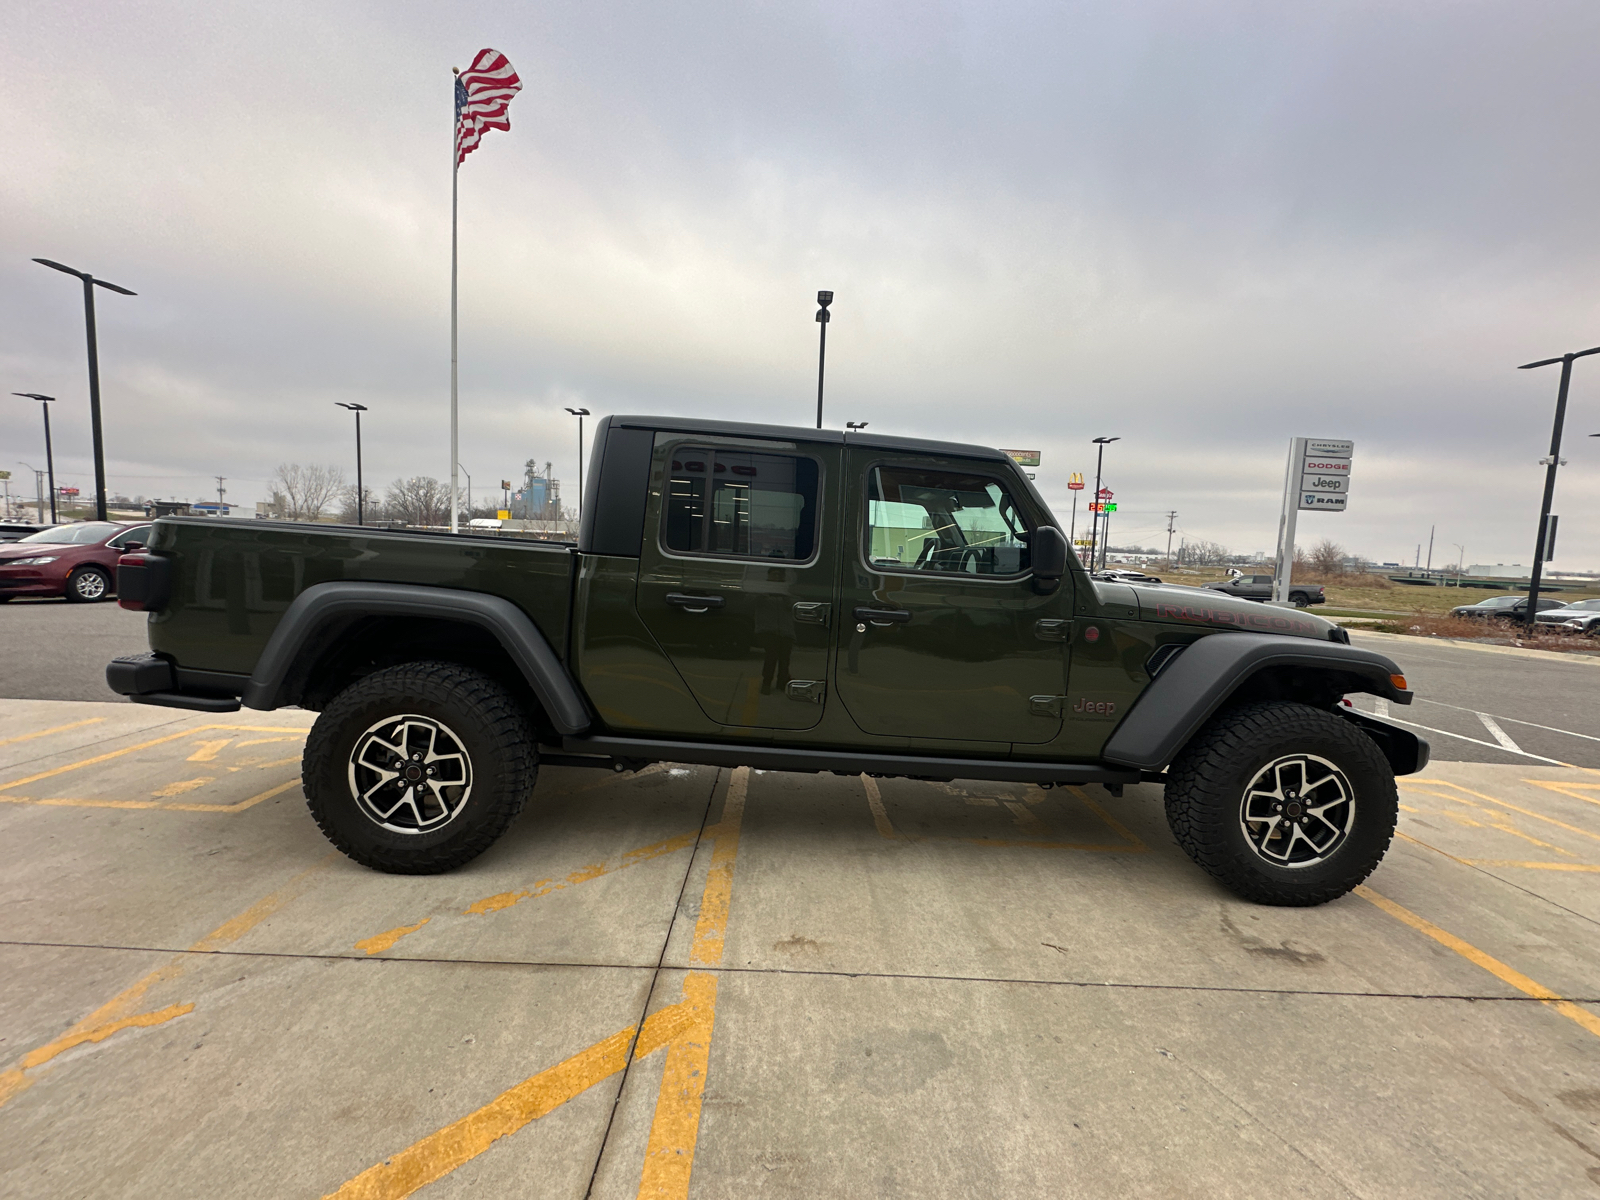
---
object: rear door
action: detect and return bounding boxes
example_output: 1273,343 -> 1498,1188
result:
636,435 -> 838,729
833,453 -> 1069,744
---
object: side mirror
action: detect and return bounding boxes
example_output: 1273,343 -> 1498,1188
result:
1031,526 -> 1067,594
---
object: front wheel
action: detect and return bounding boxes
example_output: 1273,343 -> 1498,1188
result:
302,661 -> 537,873
1163,701 -> 1397,906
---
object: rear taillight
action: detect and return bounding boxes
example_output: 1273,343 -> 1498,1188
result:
117,553 -> 172,612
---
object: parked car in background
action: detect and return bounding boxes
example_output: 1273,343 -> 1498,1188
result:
1204,573 -> 1326,607
0,522 -> 52,543
1534,597 -> 1600,626
1448,595 -> 1568,622
1093,568 -> 1163,584
0,521 -> 152,602
1557,611 -> 1600,637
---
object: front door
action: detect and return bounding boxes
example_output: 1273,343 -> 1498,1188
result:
636,436 -> 837,730
834,454 -> 1070,744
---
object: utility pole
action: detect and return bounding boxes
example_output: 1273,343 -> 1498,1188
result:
1517,344 -> 1599,631
215,476 -> 227,515
1425,525 -> 1434,573
1165,511 -> 1178,566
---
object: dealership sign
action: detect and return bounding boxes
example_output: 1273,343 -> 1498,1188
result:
1298,438 -> 1352,511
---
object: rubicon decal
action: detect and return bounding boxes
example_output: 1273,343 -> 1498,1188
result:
1156,602 -> 1321,635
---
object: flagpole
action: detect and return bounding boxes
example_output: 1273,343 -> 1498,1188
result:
449,67 -> 461,534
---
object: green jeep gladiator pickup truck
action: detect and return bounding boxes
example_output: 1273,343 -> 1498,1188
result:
107,415 -> 1425,906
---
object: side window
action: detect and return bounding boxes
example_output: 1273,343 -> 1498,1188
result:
865,465 -> 1031,576
662,447 -> 819,561
107,525 -> 152,549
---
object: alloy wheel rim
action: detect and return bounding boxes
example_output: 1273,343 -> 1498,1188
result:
347,714 -> 474,834
76,571 -> 106,599
1238,753 -> 1354,868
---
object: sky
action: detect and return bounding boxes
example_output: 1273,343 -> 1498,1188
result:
3,0 -> 1599,569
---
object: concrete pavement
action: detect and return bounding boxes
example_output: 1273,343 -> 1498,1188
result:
2,698 -> 1599,1197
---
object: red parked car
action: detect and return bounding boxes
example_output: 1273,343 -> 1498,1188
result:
0,521 -> 153,603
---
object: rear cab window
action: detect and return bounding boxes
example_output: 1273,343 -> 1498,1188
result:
661,447 -> 820,563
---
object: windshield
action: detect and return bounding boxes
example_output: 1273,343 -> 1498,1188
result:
1556,599 -> 1600,612
17,523 -> 119,545
1476,596 -> 1522,608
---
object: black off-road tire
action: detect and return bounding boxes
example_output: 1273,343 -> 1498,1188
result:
1289,592 -> 1311,608
303,661 -> 537,874
1163,700 -> 1397,906
65,566 -> 111,603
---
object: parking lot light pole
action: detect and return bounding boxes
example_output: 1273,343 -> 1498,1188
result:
845,420 -> 868,432
334,403 -> 368,525
458,464 -> 471,518
565,407 -> 590,522
1090,436 -> 1119,570
815,291 -> 833,429
12,394 -> 58,522
33,259 -> 136,521
1517,344 -> 1600,631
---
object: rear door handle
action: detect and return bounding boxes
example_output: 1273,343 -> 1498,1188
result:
666,592 -> 725,612
853,606 -> 911,626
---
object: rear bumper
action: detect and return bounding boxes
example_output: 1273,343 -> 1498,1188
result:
106,652 -> 246,713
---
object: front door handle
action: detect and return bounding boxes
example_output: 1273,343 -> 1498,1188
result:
666,592 -> 725,612
853,606 -> 911,626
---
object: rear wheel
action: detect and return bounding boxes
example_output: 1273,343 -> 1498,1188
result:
302,661 -> 536,873
65,566 -> 110,602
1163,701 -> 1396,906
1289,592 -> 1311,608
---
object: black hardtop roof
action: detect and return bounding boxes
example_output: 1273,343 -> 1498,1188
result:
609,414 -> 1011,464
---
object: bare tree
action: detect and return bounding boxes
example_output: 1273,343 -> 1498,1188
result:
1178,539 -> 1231,567
271,463 -> 346,522
385,476 -> 451,527
1309,538 -> 1347,577
336,484 -> 381,525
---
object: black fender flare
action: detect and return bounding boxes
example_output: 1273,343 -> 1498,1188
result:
1101,633 -> 1411,772
241,581 -> 591,735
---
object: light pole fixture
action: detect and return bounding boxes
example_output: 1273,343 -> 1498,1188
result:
815,291 -> 833,429
845,420 -> 868,431
1090,436 -> 1120,571
34,258 -> 136,521
12,394 -> 58,522
1517,344 -> 1600,630
335,402 -> 368,525
565,407 -> 591,522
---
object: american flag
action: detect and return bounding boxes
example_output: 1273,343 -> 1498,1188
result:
455,49 -> 522,166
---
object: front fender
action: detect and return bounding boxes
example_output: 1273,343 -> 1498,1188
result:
1101,633 -> 1410,772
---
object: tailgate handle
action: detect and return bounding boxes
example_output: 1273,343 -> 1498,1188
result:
666,592 -> 724,612
854,606 -> 911,626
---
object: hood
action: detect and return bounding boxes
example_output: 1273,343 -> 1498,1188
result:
1126,581 -> 1340,641
0,541 -> 74,558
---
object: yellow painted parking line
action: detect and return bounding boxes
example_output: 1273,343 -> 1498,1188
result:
690,767 -> 747,966
0,718 -> 105,747
464,831 -> 698,917
1403,781 -> 1599,849
0,853 -> 337,1110
862,776 -> 896,839
0,777 -> 301,815
355,919 -> 431,956
0,724 -> 307,794
1356,885 -> 1600,1040
186,738 -> 232,762
1461,860 -> 1600,872
1524,779 -> 1600,810
329,771 -> 747,1199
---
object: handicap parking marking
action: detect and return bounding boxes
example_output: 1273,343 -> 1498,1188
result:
327,768 -> 747,1200
862,775 -> 1147,851
0,723 -> 308,813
